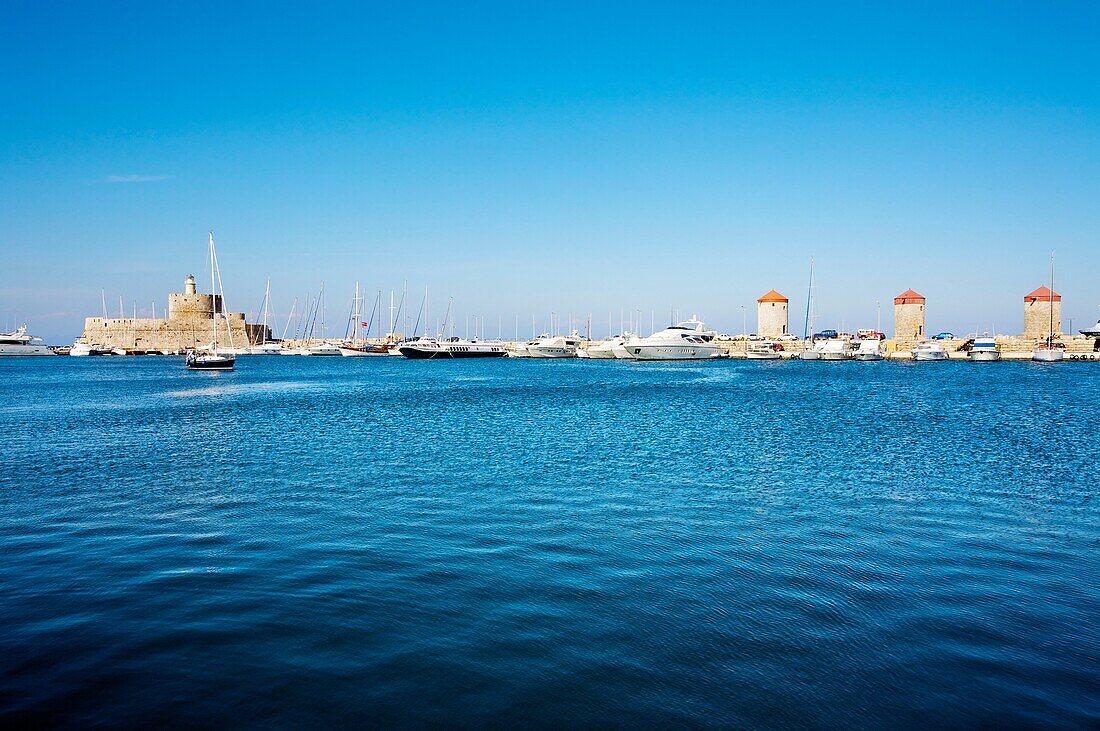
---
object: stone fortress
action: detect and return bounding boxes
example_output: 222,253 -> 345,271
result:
78,275 -> 270,353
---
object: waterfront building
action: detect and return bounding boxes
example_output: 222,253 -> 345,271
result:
78,275 -> 269,352
756,290 -> 789,338
893,289 -> 926,348
1023,285 -> 1061,340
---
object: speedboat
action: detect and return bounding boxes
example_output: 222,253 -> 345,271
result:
526,333 -> 581,358
1032,338 -> 1064,363
912,340 -> 948,361
745,341 -> 782,360
968,333 -> 1001,362
853,338 -> 884,361
0,325 -> 55,356
625,318 -> 721,360
819,338 -> 854,361
399,336 -> 508,359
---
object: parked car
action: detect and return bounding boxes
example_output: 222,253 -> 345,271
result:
931,332 -> 955,340
813,329 -> 838,340
776,333 -> 800,342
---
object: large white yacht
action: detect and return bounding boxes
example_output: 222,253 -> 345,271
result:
0,325 -> 55,356
912,340 -> 948,361
399,336 -> 507,359
624,318 -> 721,361
526,332 -> 582,358
968,333 -> 1001,362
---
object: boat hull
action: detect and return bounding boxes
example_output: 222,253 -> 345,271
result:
968,350 -> 1001,362
526,347 -> 576,358
745,352 -> 781,360
338,346 -> 390,357
913,352 -> 948,361
798,351 -> 821,361
627,345 -> 721,361
1032,349 -> 1064,362
0,344 -> 55,356
853,353 -> 884,361
186,354 -> 235,370
399,346 -> 507,359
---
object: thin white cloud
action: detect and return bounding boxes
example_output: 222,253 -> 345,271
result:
103,174 -> 167,183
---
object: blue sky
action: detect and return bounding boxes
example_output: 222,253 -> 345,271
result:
2,1 -> 1098,342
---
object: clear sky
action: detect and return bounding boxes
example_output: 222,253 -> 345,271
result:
2,0 -> 1098,342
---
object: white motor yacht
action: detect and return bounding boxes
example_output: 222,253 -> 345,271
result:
819,338 -> 854,361
585,336 -> 628,359
624,318 -> 721,361
611,333 -> 637,359
853,338 -> 884,361
0,325 -> 54,356
399,336 -> 508,359
912,340 -> 948,361
526,333 -> 581,358
968,333 -> 1001,362
745,341 -> 782,360
1080,315 -> 1100,337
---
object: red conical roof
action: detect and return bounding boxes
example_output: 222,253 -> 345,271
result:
757,289 -> 788,303
893,288 -> 925,305
1023,285 -> 1060,302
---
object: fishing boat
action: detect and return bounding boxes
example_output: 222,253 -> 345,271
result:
1032,253 -> 1064,363
968,333 -> 1001,362
185,232 -> 236,371
0,325 -> 55,356
912,340 -> 948,361
625,318 -> 720,360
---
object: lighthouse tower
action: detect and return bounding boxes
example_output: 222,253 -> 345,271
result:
756,290 -> 789,338
893,289 -> 926,346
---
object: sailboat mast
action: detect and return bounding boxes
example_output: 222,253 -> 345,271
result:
804,257 -> 814,341
1049,251 -> 1055,342
209,232 -> 217,349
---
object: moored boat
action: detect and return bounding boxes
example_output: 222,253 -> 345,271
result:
853,338 -> 885,361
399,336 -> 507,359
912,340 -> 948,361
625,318 -> 720,361
745,341 -> 783,360
968,333 -> 1001,362
0,325 -> 54,356
819,338 -> 854,361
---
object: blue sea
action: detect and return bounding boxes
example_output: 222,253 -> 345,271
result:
1,356 -> 1098,728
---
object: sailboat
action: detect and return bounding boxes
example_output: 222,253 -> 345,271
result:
248,280 -> 282,354
1032,252 -> 1064,363
799,257 -> 821,360
339,283 -> 389,356
185,232 -> 236,370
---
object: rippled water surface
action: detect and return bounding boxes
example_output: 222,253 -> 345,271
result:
2,357 -> 1098,727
